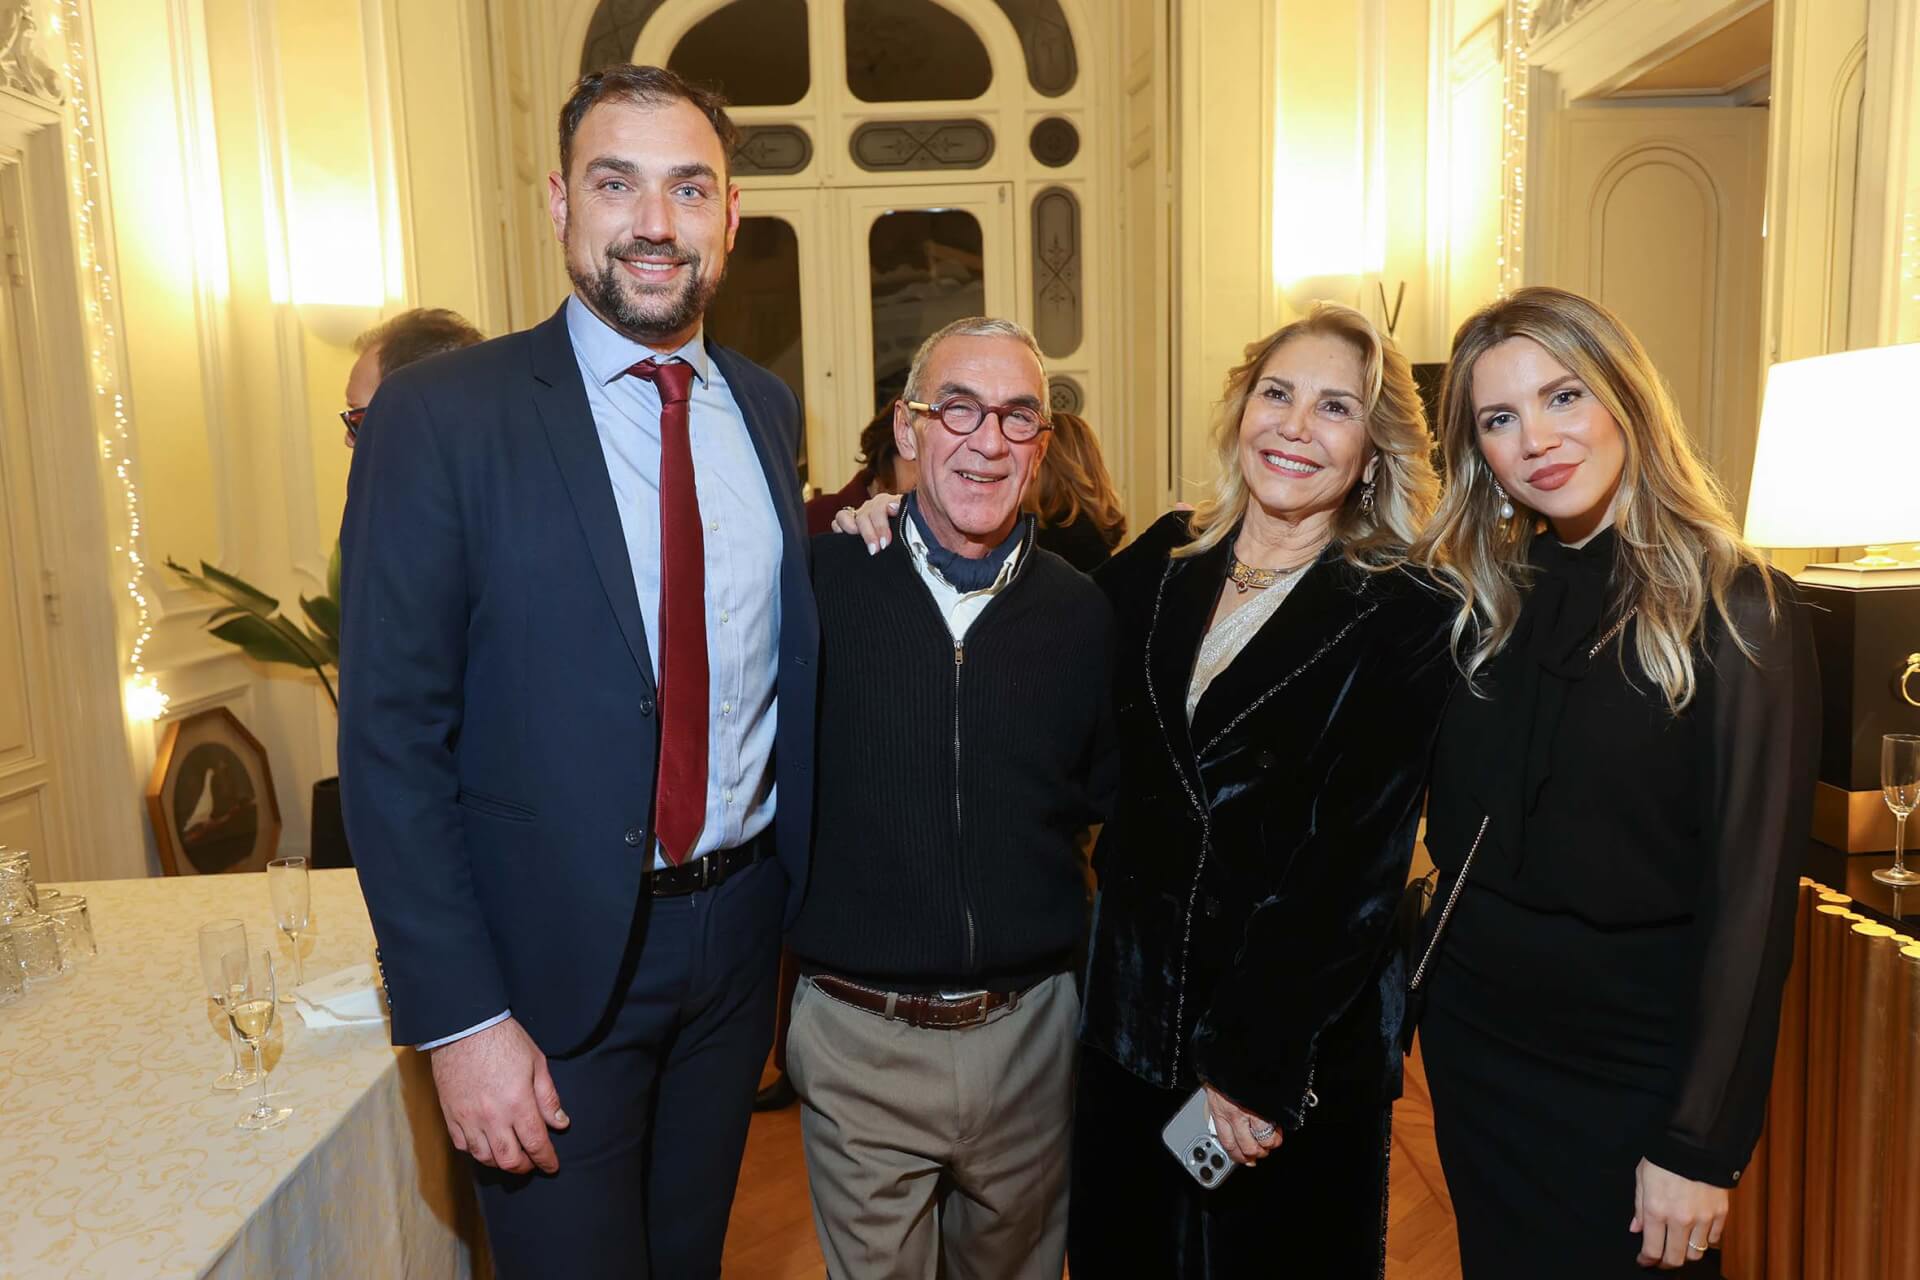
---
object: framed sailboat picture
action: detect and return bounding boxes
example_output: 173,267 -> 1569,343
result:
145,706 -> 283,876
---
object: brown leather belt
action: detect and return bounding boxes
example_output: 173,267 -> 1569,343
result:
808,974 -> 1030,1030
648,838 -> 770,897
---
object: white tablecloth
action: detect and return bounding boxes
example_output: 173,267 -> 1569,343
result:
0,870 -> 488,1278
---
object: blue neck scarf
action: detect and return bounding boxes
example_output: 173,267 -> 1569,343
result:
905,493 -> 1029,592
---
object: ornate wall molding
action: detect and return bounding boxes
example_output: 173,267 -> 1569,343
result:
850,118 -> 993,171
732,123 -> 811,176
1530,0 -> 1605,44
990,0 -> 1076,96
1031,185 -> 1080,356
579,0 -> 668,75
0,2 -> 63,103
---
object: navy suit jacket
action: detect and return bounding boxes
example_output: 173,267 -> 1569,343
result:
338,304 -> 818,1053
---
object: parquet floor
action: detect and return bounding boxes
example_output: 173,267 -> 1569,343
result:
721,1041 -> 1462,1279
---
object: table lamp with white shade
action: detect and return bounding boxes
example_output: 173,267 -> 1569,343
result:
1744,342 -> 1920,851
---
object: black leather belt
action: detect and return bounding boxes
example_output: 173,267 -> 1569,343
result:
809,974 -> 1034,1030
648,837 -> 771,897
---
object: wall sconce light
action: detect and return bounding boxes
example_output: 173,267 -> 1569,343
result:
294,302 -> 382,349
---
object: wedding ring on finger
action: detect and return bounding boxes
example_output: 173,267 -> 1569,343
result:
1249,1122 -> 1276,1141
1686,1240 -> 1707,1254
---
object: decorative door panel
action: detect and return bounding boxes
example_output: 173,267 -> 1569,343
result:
0,786 -> 48,857
826,183 -> 1017,477
706,190 -> 833,488
1553,107 -> 1768,514
0,214 -> 67,864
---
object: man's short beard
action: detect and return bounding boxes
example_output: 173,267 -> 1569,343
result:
569,237 -> 726,345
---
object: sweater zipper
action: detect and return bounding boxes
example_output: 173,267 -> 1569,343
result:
953,639 -> 978,974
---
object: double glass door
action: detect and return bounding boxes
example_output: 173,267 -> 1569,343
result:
705,182 -> 1015,492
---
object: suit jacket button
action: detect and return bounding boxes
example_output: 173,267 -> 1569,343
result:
639,695 -> 656,717
624,827 -> 644,847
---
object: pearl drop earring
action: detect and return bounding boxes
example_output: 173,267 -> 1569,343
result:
1493,481 -> 1515,521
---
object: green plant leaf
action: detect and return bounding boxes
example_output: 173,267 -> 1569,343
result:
269,614 -> 335,671
301,594 -> 340,644
183,559 -> 281,619
209,615 -> 312,669
327,539 -> 342,606
302,622 -> 339,668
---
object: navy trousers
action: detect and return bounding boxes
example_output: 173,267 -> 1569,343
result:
472,855 -> 785,1279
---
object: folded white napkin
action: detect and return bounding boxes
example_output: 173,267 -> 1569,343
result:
293,964 -> 388,1029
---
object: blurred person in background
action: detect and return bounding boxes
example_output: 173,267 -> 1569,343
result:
1028,409 -> 1128,571
803,401 -> 921,535
341,307 -> 485,447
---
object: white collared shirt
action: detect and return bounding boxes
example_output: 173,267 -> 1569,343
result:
900,514 -> 1025,642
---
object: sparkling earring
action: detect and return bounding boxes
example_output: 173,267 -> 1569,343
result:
1492,480 -> 1515,521
1359,480 -> 1376,515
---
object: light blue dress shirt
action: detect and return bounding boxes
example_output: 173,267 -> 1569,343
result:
419,296 -> 784,1051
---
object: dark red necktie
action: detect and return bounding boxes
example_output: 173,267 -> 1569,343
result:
628,358 -> 706,865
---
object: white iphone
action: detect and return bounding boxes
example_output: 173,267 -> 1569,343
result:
1160,1086 -> 1236,1189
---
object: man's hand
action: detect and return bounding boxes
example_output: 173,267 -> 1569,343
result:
429,1016 -> 569,1174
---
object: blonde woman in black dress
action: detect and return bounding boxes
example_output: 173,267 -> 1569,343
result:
1412,288 -> 1819,1275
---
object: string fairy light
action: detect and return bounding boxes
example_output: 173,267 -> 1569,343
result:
1495,0 -> 1539,296
57,0 -> 165,721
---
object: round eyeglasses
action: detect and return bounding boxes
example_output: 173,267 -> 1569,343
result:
904,396 -> 1052,443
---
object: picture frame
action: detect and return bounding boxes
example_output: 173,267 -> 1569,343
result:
145,705 -> 283,876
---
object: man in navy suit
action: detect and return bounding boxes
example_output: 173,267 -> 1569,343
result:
339,65 -> 815,1278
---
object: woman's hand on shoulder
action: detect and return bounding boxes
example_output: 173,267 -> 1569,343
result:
1631,1157 -> 1727,1269
829,492 -> 901,554
1202,1084 -> 1282,1166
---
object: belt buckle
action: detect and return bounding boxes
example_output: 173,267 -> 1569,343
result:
696,851 -> 715,890
935,989 -> 991,1027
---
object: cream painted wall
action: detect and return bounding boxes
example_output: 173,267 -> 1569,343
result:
1174,0 -> 1272,501
67,0 -> 508,876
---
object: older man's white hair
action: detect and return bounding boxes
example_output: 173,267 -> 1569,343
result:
902,316 -> 1049,403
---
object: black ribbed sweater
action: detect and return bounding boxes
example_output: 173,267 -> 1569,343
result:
788,521 -> 1119,991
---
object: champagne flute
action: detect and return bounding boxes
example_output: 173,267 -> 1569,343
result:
222,946 -> 292,1131
196,919 -> 258,1091
1876,735 -> 1920,886
267,856 -> 310,1001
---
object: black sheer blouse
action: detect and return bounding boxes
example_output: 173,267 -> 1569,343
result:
1424,529 -> 1821,1185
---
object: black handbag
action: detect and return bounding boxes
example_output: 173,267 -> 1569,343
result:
1398,814 -> 1489,1055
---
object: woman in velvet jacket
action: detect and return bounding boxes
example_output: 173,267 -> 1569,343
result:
1067,304 -> 1457,1277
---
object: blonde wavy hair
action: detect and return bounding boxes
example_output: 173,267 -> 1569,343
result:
1178,302 -> 1438,569
1413,286 -> 1773,711
1028,412 -> 1127,551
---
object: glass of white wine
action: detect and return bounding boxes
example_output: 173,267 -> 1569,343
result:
196,919 -> 258,1091
1877,735 -> 1920,887
222,946 -> 292,1131
267,856 -> 310,1002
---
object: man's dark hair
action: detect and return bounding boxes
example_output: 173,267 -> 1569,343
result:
558,64 -> 739,182
856,403 -> 901,479
354,308 -> 484,377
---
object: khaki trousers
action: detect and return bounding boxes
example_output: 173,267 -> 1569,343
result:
787,971 -> 1078,1280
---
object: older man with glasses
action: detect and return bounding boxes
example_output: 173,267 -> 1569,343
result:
787,315 -> 1118,1280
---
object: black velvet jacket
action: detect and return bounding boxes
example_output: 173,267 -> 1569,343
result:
1081,513 -> 1458,1129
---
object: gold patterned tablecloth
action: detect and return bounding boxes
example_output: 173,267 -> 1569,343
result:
0,870 -> 487,1278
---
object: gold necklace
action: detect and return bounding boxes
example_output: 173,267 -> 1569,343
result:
1227,555 -> 1310,594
